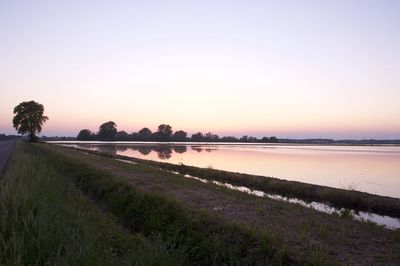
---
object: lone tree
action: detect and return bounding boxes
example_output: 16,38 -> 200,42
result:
13,100 -> 48,142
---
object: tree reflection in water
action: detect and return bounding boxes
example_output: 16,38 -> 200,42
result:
138,147 -> 152,155
108,144 -> 214,160
98,144 -> 215,160
153,146 -> 173,159
93,144 -> 127,155
173,146 -> 187,154
192,146 -> 203,153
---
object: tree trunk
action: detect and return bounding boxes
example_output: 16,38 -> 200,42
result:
29,131 -> 36,142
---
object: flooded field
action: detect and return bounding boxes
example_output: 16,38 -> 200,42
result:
54,142 -> 400,199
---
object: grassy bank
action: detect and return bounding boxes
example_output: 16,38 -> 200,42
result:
47,144 -> 400,264
3,142 -> 399,265
0,142 -> 182,265
47,146 -> 291,265
80,148 -> 400,218
0,142 -> 291,265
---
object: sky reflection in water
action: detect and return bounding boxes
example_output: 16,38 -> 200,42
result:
62,143 -> 400,199
59,142 -> 400,229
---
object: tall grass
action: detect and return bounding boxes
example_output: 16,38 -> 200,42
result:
0,142 -> 181,265
0,142 -> 293,265
45,145 -> 291,265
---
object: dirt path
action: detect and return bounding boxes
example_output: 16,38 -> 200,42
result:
0,140 -> 16,175
48,144 -> 400,265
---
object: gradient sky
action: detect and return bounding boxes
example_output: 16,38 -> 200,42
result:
1,0 -> 399,139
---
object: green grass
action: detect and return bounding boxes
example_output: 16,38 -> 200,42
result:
5,142 -> 400,265
47,145 -> 291,265
0,142 -> 293,265
0,142 -> 182,265
395,229 -> 400,243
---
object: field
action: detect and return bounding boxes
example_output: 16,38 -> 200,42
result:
1,142 -> 399,265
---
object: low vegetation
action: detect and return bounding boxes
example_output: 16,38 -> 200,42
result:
46,145 -> 291,265
46,144 -> 400,264
78,149 -> 400,218
3,142 -> 399,265
0,142 -> 181,265
0,142 -> 291,265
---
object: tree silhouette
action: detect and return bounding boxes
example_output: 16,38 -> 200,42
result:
191,132 -> 204,141
116,130 -> 130,141
98,121 -> 117,141
221,136 -> 238,142
270,136 -> 278,143
138,127 -> 152,140
156,124 -> 172,141
204,132 -> 219,142
248,136 -> 258,142
12,100 -> 48,142
240,135 -> 249,142
172,130 -> 187,141
77,129 -> 94,140
260,136 -> 278,143
74,121 -> 281,143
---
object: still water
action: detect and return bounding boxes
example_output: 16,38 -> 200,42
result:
56,142 -> 400,199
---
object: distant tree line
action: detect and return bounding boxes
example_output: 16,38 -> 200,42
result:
0,134 -> 23,141
40,136 -> 76,141
76,121 -> 279,143
279,138 -> 400,145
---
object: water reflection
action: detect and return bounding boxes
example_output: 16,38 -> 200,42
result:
192,146 -> 203,153
138,147 -> 152,155
174,170 -> 400,230
70,144 -> 193,160
173,146 -> 187,154
59,143 -> 400,198
153,146 -> 173,159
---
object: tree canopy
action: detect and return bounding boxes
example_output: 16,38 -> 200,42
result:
12,100 -> 48,142
98,121 -> 117,141
156,124 -> 173,140
76,122 -> 278,143
172,130 -> 187,141
138,127 -> 152,140
77,129 -> 94,141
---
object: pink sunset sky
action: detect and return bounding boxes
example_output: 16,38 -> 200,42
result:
1,0 -> 399,139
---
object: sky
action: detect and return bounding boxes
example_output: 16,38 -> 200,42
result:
0,0 -> 399,139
